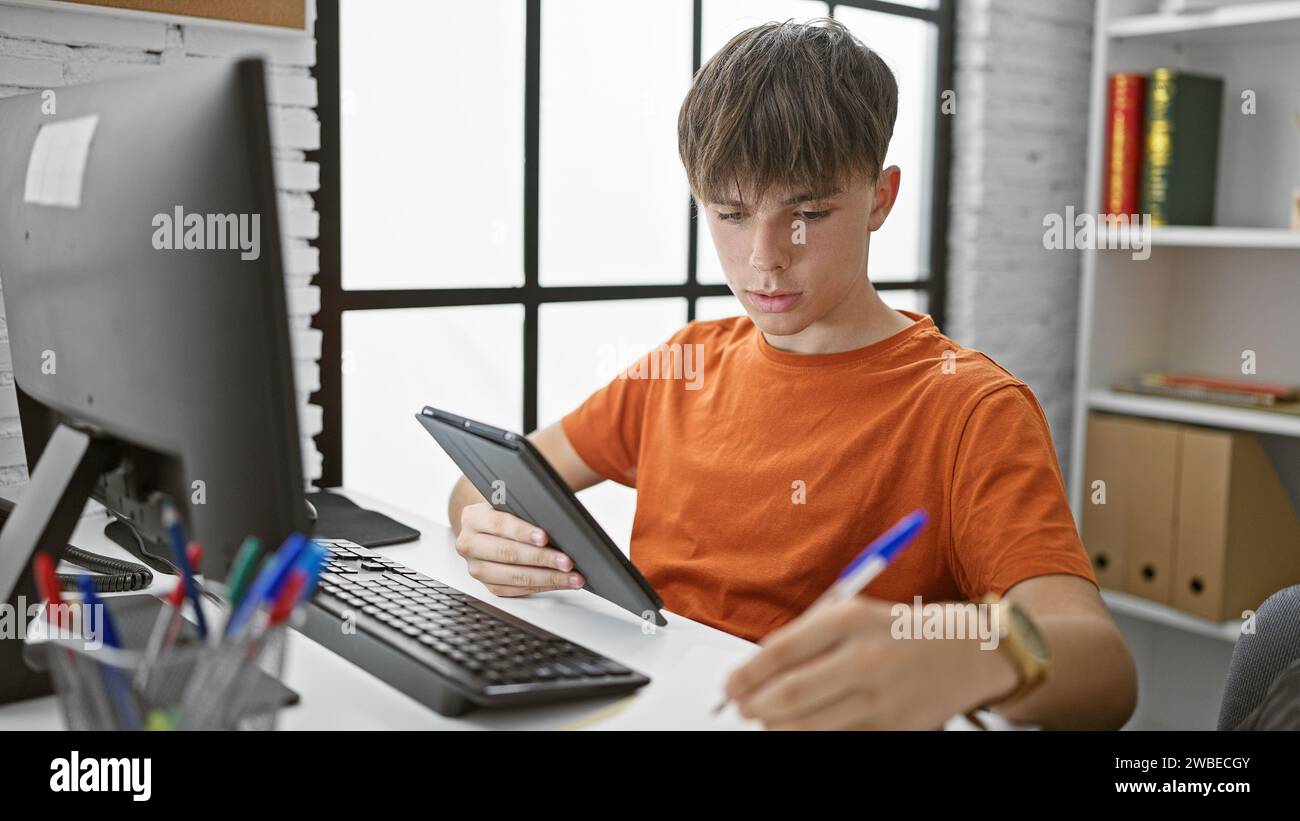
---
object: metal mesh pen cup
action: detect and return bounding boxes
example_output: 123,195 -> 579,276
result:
39,630 -> 289,731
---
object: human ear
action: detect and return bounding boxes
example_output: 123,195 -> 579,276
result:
867,165 -> 902,231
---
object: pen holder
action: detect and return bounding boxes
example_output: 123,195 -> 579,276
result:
175,625 -> 290,730
40,627 -> 291,731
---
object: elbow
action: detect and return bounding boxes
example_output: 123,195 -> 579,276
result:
1018,621 -> 1139,731
1104,634 -> 1139,729
1075,626 -> 1139,730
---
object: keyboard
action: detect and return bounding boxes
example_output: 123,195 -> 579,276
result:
297,539 -> 650,717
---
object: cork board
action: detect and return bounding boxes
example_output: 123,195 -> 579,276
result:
55,0 -> 306,30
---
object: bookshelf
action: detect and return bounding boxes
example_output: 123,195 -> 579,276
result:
1089,388 -> 1300,437
1071,0 -> 1300,511
1069,0 -> 1300,728
1107,0 -> 1300,42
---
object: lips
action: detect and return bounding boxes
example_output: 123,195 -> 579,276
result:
748,291 -> 803,313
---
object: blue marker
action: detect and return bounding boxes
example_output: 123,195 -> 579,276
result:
77,574 -> 122,649
161,502 -> 208,640
223,532 -> 309,639
77,575 -> 142,730
293,542 -> 329,603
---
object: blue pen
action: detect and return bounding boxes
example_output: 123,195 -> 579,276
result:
161,502 -> 208,640
241,544 -> 325,648
77,575 -> 143,730
293,542 -> 329,603
77,575 -> 123,648
224,532 -> 309,639
712,509 -> 929,715
805,508 -> 928,614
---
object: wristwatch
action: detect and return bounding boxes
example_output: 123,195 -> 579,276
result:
966,594 -> 1051,724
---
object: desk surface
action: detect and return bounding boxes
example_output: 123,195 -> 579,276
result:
0,490 -> 756,730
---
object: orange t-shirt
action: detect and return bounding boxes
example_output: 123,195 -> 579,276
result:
562,311 -> 1096,642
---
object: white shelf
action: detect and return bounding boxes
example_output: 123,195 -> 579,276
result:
1102,589 -> 1242,642
1109,1 -> 1300,43
1145,226 -> 1300,249
1095,225 -> 1300,250
1089,389 -> 1300,437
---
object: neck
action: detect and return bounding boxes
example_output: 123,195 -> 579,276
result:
762,277 -> 915,355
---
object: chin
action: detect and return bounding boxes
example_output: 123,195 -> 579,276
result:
742,307 -> 812,337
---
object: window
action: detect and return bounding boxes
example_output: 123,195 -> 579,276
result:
313,0 -> 954,532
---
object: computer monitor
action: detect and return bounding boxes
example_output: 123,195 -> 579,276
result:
0,59 -> 308,701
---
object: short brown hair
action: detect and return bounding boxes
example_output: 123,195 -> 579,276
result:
678,18 -> 898,205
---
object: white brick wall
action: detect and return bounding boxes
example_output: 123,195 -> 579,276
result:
945,0 -> 1094,473
0,2 -> 323,486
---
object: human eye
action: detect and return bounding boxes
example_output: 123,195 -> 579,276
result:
797,208 -> 831,221
715,210 -> 746,223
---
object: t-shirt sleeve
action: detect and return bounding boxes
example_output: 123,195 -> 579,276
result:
948,384 -> 1098,597
560,335 -> 673,488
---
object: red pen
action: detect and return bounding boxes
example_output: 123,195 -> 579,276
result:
33,552 -> 64,629
268,569 -> 307,626
137,543 -> 204,689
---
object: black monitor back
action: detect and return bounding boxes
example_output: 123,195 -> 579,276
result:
0,59 -> 307,582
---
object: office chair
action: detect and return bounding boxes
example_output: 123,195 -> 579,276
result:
1217,584 -> 1300,730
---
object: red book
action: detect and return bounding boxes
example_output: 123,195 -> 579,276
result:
1142,372 -> 1298,400
1103,73 -> 1146,219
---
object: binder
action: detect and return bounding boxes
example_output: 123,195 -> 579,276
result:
1174,428 -> 1300,621
1082,413 -> 1180,603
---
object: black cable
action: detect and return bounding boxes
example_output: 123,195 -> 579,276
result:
55,544 -> 154,593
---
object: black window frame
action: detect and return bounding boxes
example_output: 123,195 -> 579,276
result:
311,0 -> 955,487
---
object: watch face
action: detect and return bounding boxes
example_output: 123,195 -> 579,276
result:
1010,606 -> 1050,662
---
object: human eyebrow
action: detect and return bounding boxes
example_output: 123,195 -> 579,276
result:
779,189 -> 840,206
707,189 -> 841,209
710,197 -> 746,208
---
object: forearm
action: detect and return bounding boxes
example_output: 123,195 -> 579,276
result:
992,612 -> 1137,730
447,477 -> 485,536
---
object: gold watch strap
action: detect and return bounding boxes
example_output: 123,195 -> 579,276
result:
963,597 -> 1049,726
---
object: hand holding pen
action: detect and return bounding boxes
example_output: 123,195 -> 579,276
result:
713,509 -> 929,716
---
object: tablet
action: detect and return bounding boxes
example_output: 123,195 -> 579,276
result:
416,406 -> 667,626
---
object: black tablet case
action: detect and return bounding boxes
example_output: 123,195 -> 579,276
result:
416,407 -> 666,626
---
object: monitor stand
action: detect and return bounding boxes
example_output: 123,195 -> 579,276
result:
0,424 -> 115,705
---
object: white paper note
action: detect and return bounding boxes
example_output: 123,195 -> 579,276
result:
577,643 -> 1040,731
581,644 -> 760,731
24,114 -> 100,209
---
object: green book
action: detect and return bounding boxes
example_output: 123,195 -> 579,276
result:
1141,69 -> 1223,226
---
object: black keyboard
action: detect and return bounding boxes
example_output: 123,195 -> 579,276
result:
297,539 -> 650,717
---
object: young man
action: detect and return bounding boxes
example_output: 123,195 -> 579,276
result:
449,19 -> 1136,730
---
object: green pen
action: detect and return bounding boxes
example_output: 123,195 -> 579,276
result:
225,537 -> 264,610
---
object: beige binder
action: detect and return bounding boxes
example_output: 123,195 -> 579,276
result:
1174,427 -> 1300,621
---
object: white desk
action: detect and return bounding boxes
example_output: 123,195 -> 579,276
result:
0,489 -> 757,730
